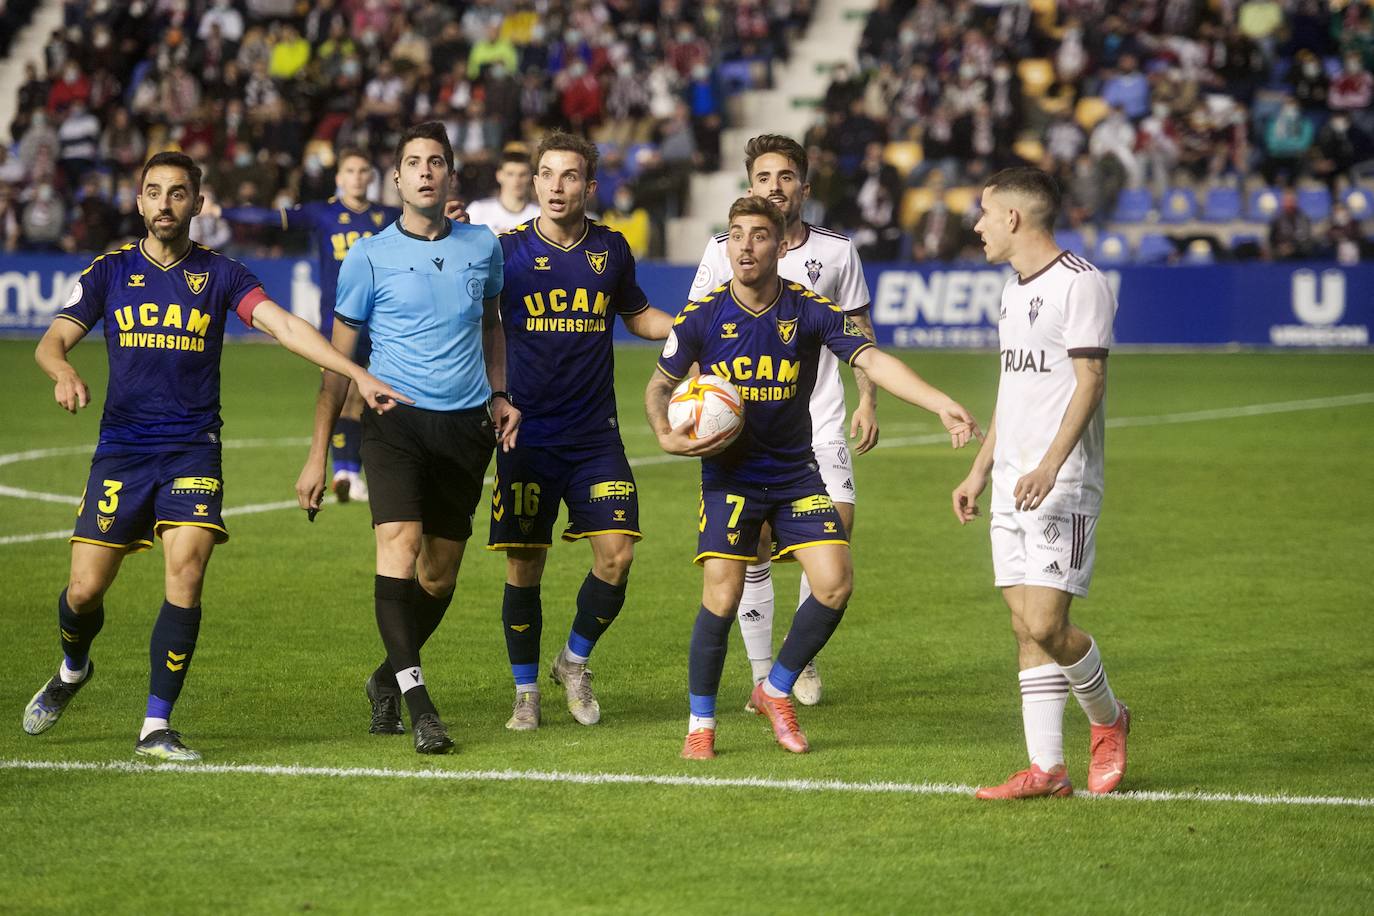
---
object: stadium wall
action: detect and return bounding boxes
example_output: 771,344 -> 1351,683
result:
1,256 -> 1369,349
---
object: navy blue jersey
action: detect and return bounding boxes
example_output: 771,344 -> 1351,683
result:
499,219 -> 649,446
223,198 -> 399,334
657,281 -> 874,489
58,241 -> 268,454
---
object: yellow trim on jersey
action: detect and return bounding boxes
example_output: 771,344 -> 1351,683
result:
727,279 -> 782,318
846,342 -> 876,365
155,520 -> 229,543
561,528 -> 643,542
280,208 -> 290,231
532,218 -> 590,252
56,313 -> 88,331
656,362 -> 687,382
771,538 -> 849,562
693,550 -> 757,565
70,535 -> 154,553
487,542 -> 554,551
138,240 -> 193,272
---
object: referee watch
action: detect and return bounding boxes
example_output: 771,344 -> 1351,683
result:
490,390 -> 513,406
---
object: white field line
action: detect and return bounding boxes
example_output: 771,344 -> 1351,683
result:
2,392 -> 1372,545
0,759 -> 1370,809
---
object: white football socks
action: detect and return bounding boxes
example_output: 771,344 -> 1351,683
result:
1059,638 -> 1121,726
1019,663 -> 1070,771
738,561 -> 775,683
59,660 -> 88,684
139,717 -> 169,741
688,714 -> 716,733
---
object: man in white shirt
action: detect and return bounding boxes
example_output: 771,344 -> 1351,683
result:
466,149 -> 541,235
952,167 -> 1130,799
688,134 -> 878,709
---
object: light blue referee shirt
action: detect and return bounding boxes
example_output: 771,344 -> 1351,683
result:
335,218 -> 503,411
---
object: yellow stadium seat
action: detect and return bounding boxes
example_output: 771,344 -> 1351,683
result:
900,187 -> 936,229
1075,96 -> 1111,130
1017,59 -> 1054,98
944,186 -> 977,214
1013,137 -> 1045,164
883,141 -> 923,175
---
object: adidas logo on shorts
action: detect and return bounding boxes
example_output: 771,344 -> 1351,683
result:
1043,561 -> 1063,576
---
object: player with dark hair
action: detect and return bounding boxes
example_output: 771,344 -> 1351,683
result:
466,147 -> 540,235
953,166 -> 1130,798
689,133 -> 879,709
490,130 -> 674,731
297,121 -> 516,754
649,196 -> 980,759
23,151 -> 407,761
206,148 -> 401,503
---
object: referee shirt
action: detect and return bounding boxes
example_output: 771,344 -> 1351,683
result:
335,218 -> 504,411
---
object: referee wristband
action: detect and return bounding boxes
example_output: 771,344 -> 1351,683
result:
490,390 -> 513,405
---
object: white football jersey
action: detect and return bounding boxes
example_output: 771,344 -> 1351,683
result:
992,251 -> 1117,514
689,224 -> 870,442
466,197 -> 541,235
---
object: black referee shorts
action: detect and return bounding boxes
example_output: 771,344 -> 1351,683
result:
361,404 -> 494,541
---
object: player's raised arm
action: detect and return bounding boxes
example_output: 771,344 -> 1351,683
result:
250,299 -> 410,411
850,347 -> 982,448
35,317 -> 91,414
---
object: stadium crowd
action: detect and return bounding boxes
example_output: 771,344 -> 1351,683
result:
1,0 -> 1372,263
0,0 -> 808,257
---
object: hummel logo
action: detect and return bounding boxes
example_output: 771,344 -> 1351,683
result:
432,257 -> 444,271
1043,561 -> 1063,576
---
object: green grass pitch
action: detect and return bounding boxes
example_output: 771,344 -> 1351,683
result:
0,338 -> 1371,913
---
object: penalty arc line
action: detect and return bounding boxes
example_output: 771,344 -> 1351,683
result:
1,759 -> 1371,809
2,391 -> 1372,546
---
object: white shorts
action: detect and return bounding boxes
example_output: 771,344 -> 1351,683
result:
991,508 -> 1097,598
813,439 -> 856,505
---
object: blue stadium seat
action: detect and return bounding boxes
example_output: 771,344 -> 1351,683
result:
1111,188 -> 1153,223
1135,233 -> 1175,263
1094,232 -> 1130,265
1054,229 -> 1087,256
1344,188 -> 1374,220
1201,186 -> 1242,222
1159,188 -> 1198,223
1248,187 -> 1282,221
1297,187 -> 1332,222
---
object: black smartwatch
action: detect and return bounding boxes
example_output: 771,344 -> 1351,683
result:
490,390 -> 513,405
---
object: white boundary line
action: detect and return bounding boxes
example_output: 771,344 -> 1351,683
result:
1,759 -> 1370,809
2,392 -> 1372,546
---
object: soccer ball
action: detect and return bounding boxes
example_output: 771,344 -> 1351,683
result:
668,373 -> 744,446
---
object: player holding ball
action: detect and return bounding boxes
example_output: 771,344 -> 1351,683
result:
646,196 -> 981,760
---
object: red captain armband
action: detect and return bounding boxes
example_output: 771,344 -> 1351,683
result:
235,287 -> 270,326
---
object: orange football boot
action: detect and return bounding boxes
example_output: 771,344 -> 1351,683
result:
750,683 -> 809,753
975,764 -> 1073,799
1088,703 -> 1131,794
681,728 -> 717,760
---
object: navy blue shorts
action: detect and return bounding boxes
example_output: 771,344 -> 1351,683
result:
488,440 -> 641,549
696,480 -> 847,566
72,448 -> 227,552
